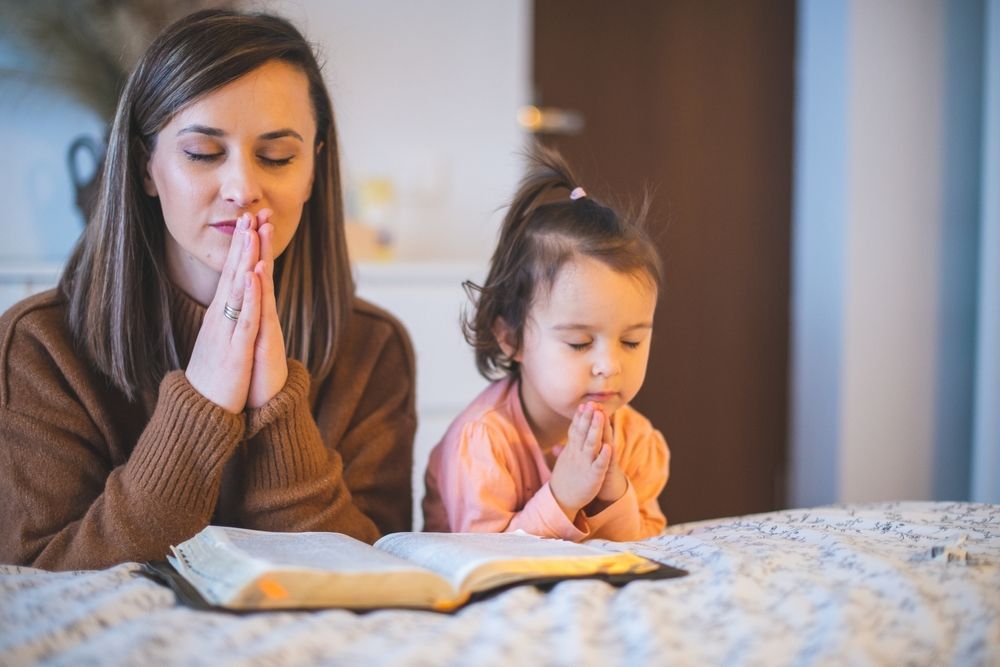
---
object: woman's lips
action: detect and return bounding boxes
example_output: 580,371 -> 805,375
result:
210,221 -> 238,235
584,392 -> 619,402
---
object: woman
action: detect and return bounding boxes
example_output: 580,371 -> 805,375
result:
0,10 -> 416,570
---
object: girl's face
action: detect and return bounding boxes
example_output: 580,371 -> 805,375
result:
507,255 -> 658,449
143,60 -> 317,303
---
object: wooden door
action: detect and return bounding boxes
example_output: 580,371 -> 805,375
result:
534,0 -> 795,522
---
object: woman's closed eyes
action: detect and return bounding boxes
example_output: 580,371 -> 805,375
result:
182,149 -> 296,167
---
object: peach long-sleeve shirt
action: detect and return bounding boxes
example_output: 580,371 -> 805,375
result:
422,377 -> 669,541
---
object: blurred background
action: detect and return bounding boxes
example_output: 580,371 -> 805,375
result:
0,0 -> 997,525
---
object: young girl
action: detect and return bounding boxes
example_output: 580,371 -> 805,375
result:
422,148 -> 669,542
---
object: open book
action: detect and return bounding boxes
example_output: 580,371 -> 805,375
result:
156,526 -> 686,612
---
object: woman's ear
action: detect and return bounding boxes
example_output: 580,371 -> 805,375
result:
494,317 -> 521,362
141,153 -> 158,198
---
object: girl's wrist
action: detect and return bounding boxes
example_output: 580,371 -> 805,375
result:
549,481 -> 583,521
585,482 -> 626,515
595,472 -> 628,503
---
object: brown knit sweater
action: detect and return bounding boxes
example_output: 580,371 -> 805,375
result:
0,286 -> 416,571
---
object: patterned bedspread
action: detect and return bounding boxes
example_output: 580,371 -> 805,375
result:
2,501 -> 998,666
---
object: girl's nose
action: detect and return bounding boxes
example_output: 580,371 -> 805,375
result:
221,155 -> 262,208
592,352 -> 621,378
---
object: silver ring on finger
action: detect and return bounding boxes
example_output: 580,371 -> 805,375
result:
223,304 -> 242,322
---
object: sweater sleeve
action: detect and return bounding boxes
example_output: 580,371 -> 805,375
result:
435,421 -> 591,541
0,330 -> 244,571
237,322 -> 416,543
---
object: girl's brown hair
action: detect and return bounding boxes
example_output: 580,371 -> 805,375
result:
59,9 -> 352,400
465,145 -> 662,380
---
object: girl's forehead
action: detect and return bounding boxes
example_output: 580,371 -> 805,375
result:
546,257 -> 655,296
532,256 -> 657,316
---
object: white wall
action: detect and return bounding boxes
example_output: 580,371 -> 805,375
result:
265,0 -> 530,260
791,0 -> 986,506
840,0 -> 946,501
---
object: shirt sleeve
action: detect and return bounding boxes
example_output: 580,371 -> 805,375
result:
586,419 -> 670,541
0,345 -> 244,571
237,323 -> 416,543
435,420 -> 592,541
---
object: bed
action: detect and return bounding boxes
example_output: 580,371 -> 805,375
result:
2,501 -> 998,665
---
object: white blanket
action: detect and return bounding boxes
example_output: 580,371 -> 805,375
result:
2,501 -> 998,666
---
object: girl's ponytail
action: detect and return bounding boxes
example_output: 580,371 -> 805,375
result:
495,145 -> 580,251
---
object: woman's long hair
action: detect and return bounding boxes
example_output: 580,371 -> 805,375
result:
59,9 -> 352,400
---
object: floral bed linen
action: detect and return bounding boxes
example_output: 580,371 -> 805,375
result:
1,501 -> 998,666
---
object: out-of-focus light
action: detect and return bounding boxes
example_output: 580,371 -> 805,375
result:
517,105 -> 585,135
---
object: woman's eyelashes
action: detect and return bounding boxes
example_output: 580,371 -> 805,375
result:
259,155 -> 294,167
183,150 -> 222,162
182,149 -> 295,166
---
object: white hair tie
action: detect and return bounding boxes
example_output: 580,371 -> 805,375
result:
569,186 -> 587,200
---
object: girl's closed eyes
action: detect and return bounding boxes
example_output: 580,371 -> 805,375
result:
565,340 -> 643,351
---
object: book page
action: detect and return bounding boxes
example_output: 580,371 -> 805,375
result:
221,528 -> 419,573
374,531 -> 646,592
171,526 -> 453,609
169,527 -> 270,605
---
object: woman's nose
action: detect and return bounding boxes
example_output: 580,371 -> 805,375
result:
221,154 -> 262,207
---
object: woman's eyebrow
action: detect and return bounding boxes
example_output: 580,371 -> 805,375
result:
176,125 -> 303,142
259,129 -> 304,142
178,124 -> 224,137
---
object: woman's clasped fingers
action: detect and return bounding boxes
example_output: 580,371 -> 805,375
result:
255,214 -> 277,310
214,213 -> 257,325
183,266 -> 261,414
182,212 -> 264,413
230,269 -> 262,350
246,215 -> 289,408
221,218 -> 260,328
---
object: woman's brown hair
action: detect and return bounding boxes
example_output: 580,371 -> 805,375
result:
59,9 -> 352,400
464,145 -> 662,380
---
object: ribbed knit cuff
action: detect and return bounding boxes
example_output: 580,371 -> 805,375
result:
244,360 -> 326,489
244,359 -> 311,440
126,370 -> 245,519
